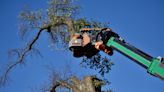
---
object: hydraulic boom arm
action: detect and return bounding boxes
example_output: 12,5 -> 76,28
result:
69,28 -> 164,80
106,36 -> 164,79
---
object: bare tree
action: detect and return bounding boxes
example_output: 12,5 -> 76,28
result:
0,0 -> 113,90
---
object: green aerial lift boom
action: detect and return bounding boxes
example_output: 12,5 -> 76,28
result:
69,28 -> 164,79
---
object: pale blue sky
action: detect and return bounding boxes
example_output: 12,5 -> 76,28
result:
0,0 -> 164,92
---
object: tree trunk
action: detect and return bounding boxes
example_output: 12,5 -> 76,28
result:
51,76 -> 103,92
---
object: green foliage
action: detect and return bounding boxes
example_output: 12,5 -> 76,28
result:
81,53 -> 114,76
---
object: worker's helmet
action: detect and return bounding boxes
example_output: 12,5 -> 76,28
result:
69,33 -> 84,57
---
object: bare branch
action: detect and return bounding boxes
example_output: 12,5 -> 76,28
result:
50,76 -> 104,92
50,80 -> 80,92
0,28 -> 44,85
